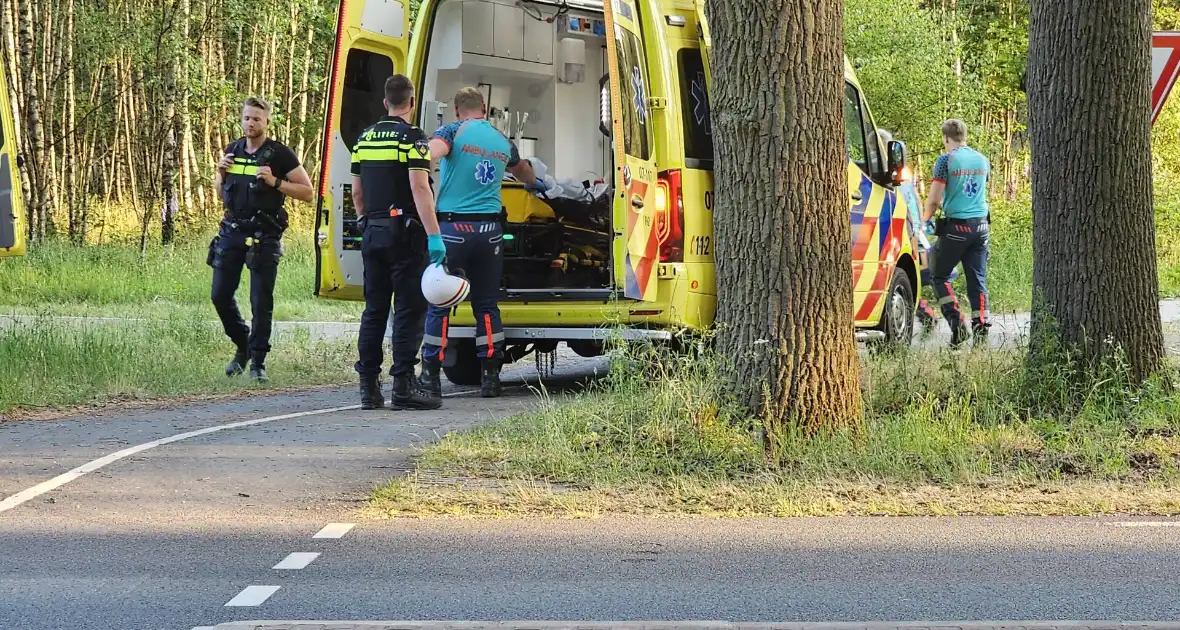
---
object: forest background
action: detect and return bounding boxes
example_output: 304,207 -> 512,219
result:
5,0 -> 1180,312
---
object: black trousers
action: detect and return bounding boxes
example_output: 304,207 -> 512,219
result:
209,221 -> 282,354
355,216 -> 429,378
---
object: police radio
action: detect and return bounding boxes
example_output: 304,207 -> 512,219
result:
249,143 -> 277,192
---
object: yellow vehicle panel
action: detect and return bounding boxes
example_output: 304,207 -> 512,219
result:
0,62 -> 25,258
317,0 -> 919,342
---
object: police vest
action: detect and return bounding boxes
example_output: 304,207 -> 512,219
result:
222,138 -> 285,220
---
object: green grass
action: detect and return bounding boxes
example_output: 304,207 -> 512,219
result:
968,193 -> 1180,313
369,338 -> 1180,518
0,312 -> 357,416
0,234 -> 363,322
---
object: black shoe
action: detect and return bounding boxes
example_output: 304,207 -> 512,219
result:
391,375 -> 442,410
360,374 -> 384,409
949,322 -> 970,348
226,346 -> 249,377
420,358 -> 442,398
481,359 -> 503,398
972,319 -> 991,348
249,351 -> 269,382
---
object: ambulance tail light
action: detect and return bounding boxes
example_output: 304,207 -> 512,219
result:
656,169 -> 684,263
317,0 -> 348,203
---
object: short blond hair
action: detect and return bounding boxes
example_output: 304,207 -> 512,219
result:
453,87 -> 485,114
243,96 -> 271,116
941,118 -> 967,142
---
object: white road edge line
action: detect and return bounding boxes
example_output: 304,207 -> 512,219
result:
313,523 -> 355,539
190,627 -> 217,630
1110,521 -> 1180,527
273,551 -> 320,570
0,388 -> 482,515
223,584 -> 281,607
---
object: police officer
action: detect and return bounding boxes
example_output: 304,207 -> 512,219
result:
420,87 -> 541,398
351,74 -> 446,410
211,97 -> 314,380
922,118 -> 991,347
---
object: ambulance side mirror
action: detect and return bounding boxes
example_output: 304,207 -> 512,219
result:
599,73 -> 612,138
887,140 -> 909,186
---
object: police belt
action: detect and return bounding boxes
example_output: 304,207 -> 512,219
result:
436,211 -> 501,223
359,212 -> 418,227
225,208 -> 284,232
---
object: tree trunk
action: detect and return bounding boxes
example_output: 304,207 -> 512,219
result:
17,0 -> 53,239
1027,0 -> 1164,382
296,20 -> 314,161
161,46 -> 180,245
707,0 -> 862,437
179,0 -> 195,217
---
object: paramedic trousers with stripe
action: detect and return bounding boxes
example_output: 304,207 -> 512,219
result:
422,220 -> 505,364
930,217 -> 990,332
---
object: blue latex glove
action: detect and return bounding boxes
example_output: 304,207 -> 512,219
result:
427,233 -> 446,264
527,178 -> 549,194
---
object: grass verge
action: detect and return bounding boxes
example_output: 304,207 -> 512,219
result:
368,337 -> 1180,519
0,236 -> 362,322
0,312 -> 356,417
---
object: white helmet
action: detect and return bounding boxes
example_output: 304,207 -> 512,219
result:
421,262 -> 470,308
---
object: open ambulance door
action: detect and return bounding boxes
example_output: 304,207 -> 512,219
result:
601,0 -> 661,302
694,0 -> 712,93
314,0 -> 412,299
0,66 -> 25,257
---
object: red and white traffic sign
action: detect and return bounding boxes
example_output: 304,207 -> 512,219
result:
1153,32 -> 1180,125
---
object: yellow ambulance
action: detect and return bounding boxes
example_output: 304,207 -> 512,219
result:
314,0 -> 921,385
0,65 -> 25,258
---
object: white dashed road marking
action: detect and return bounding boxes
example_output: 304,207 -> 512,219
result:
313,523 -> 355,539
224,585 -> 281,607
273,552 -> 320,570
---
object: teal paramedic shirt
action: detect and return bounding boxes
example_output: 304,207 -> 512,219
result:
431,119 -> 521,215
933,147 -> 991,220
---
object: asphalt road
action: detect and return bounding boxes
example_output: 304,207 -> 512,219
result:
2,306 -> 1180,629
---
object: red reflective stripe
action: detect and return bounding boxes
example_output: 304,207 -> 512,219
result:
442,284 -> 466,306
483,314 -> 494,358
979,294 -> 987,323
439,316 -> 448,362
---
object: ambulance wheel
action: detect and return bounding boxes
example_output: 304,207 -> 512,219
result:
874,268 -> 916,346
442,341 -> 483,387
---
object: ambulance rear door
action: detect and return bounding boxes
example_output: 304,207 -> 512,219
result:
315,0 -> 414,299
0,66 -> 25,257
602,0 -> 661,302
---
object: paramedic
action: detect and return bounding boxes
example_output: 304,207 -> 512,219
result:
922,118 -> 991,347
211,96 -> 314,381
421,86 -> 541,398
351,74 -> 446,411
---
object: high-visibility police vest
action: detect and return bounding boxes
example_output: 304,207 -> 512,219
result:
222,138 -> 285,223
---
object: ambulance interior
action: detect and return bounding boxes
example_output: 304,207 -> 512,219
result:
417,0 -> 616,295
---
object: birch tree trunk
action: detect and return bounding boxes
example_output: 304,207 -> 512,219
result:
18,0 -> 53,239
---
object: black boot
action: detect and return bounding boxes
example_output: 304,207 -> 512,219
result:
481,359 -> 503,398
420,358 -> 442,398
949,321 -> 970,348
972,318 -> 991,348
359,374 -> 384,409
392,374 -> 442,410
249,351 -> 269,382
226,345 -> 249,377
